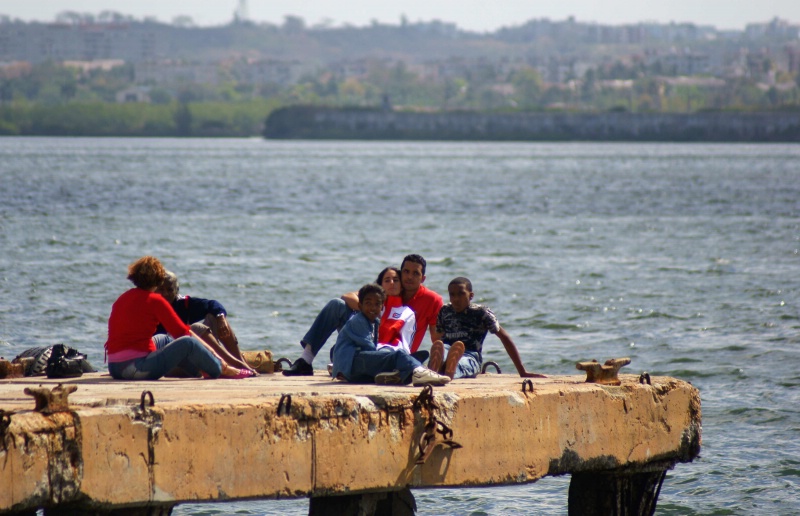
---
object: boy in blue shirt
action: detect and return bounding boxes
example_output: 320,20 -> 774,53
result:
331,283 -> 450,386
429,277 -> 546,380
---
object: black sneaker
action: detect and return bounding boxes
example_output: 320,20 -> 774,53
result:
375,371 -> 403,385
282,358 -> 313,376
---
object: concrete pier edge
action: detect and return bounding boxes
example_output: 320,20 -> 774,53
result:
0,371 -> 701,515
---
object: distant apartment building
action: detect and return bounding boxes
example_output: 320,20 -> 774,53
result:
329,59 -> 372,80
787,46 -> 800,74
745,18 -> 800,41
235,59 -> 306,85
0,21 -> 162,63
134,61 -> 220,86
639,23 -> 718,43
585,24 -> 645,45
657,51 -> 711,76
63,59 -> 126,72
116,86 -> 151,103
0,61 -> 32,79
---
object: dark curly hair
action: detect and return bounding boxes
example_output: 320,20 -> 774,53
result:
127,256 -> 166,290
401,254 -> 427,275
448,276 -> 473,292
358,283 -> 385,303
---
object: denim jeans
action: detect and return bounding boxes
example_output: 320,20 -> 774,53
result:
108,335 -> 222,380
443,344 -> 481,379
349,348 -> 421,384
301,298 -> 356,359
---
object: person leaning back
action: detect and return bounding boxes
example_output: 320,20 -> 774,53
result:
329,283 -> 449,387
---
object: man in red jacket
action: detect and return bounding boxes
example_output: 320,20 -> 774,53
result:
283,254 -> 444,376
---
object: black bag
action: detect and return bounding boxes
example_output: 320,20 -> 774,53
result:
13,346 -> 52,376
45,344 -> 95,378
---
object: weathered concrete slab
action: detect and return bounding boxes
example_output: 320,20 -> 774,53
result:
0,372 -> 701,513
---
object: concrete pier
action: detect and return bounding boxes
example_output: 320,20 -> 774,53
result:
0,370 -> 701,515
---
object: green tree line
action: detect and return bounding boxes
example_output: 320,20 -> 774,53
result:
0,100 -> 280,137
1,59 -> 799,137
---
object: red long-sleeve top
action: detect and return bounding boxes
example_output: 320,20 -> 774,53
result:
105,288 -> 191,362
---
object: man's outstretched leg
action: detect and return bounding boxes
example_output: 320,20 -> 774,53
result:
283,298 -> 355,376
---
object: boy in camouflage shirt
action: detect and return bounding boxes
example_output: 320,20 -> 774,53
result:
429,277 -> 546,379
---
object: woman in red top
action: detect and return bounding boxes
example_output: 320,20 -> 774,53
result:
105,256 -> 253,380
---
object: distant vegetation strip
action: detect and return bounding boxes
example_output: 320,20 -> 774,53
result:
264,106 -> 800,142
3,101 -> 799,141
0,100 -> 280,137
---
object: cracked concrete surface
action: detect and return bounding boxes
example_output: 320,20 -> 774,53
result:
0,372 -> 701,513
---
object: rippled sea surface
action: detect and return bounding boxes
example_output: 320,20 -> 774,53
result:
1,137 -> 799,515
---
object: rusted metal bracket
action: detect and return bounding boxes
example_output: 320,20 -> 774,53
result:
140,390 -> 155,411
0,409 -> 11,451
23,384 -> 78,413
416,419 -> 462,464
412,385 -> 437,412
522,379 -> 535,394
412,385 -> 460,465
274,357 -> 292,373
277,393 -> 292,416
0,409 -> 11,434
481,361 -> 502,374
576,357 -> 631,386
0,358 -> 25,379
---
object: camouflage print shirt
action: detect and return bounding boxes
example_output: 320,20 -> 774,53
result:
435,303 -> 500,358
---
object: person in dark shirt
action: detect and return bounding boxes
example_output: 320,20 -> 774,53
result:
107,256 -> 253,380
429,276 -> 547,380
156,270 -> 252,373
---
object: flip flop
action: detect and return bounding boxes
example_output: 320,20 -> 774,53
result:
443,341 -> 465,379
428,341 -> 445,373
222,368 -> 256,379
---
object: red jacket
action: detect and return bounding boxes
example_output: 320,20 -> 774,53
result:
105,288 -> 190,358
402,285 -> 444,352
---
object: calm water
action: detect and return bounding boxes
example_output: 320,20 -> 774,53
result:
1,137 -> 799,515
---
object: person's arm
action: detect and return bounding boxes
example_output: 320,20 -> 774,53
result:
340,315 -> 378,351
428,324 -> 442,343
341,291 -> 359,311
428,298 -> 444,343
190,330 -> 225,363
186,296 -> 232,337
496,327 -> 547,378
214,313 -> 232,339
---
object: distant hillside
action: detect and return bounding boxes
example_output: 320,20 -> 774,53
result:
1,15 -> 794,65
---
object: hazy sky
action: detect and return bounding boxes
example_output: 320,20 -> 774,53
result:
0,0 -> 798,32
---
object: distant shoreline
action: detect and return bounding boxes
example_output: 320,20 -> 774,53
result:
3,104 -> 799,141
264,106 -> 800,142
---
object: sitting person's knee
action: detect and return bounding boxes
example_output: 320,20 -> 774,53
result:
191,322 -> 211,335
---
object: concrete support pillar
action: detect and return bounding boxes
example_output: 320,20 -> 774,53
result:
309,487 -> 416,516
567,468 -> 668,516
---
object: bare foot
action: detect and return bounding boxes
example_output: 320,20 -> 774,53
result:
221,364 -> 242,377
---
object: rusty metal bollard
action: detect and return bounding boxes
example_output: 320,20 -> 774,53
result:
576,357 -> 631,386
23,384 -> 78,413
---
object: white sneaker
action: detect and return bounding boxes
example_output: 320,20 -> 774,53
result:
412,368 -> 451,386
375,371 -> 403,385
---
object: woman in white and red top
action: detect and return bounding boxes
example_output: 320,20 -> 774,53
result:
105,256 -> 253,380
372,267 -> 430,364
